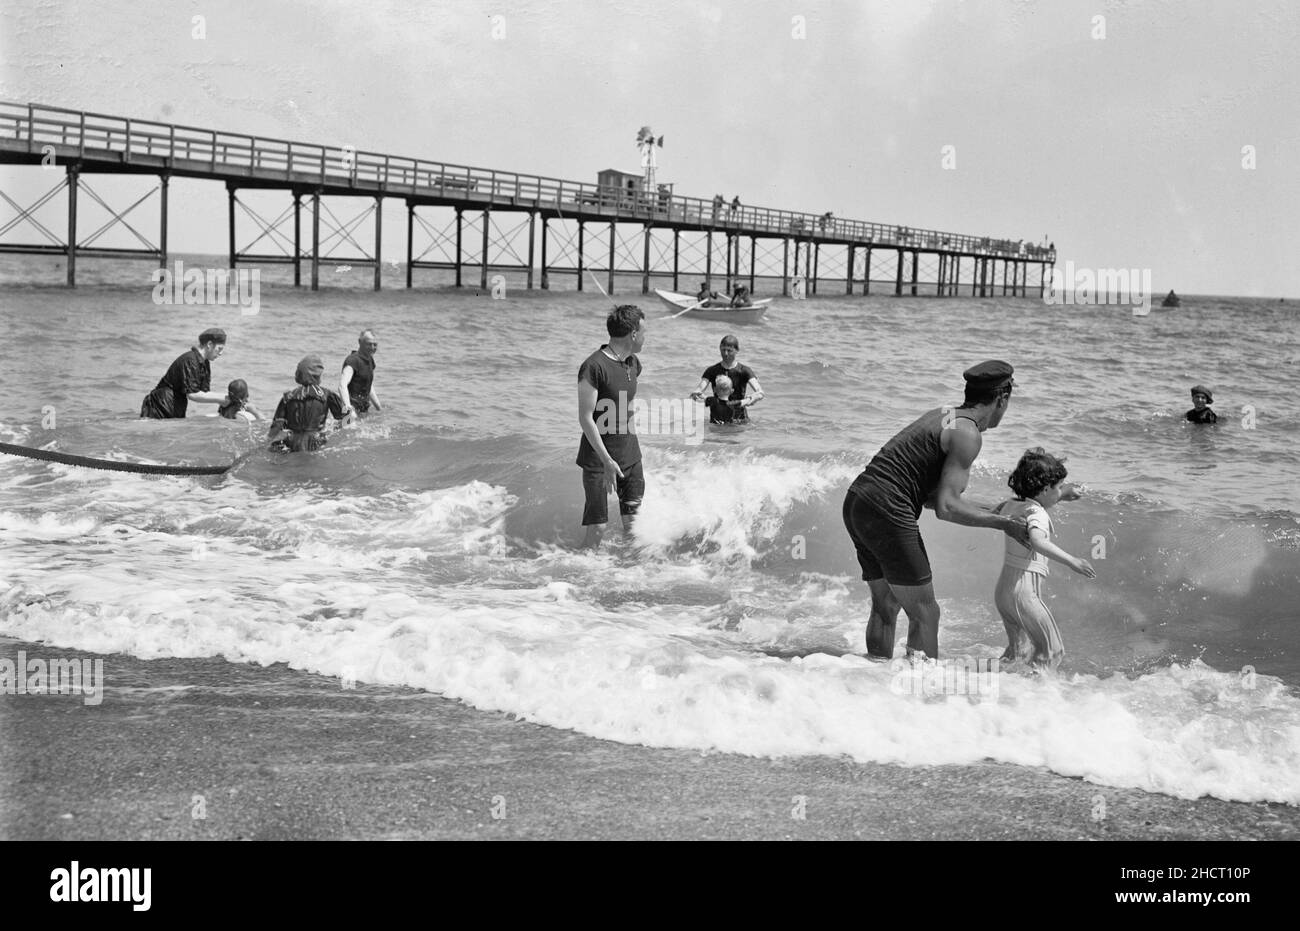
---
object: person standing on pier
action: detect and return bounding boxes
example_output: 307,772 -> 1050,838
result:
576,305 -> 647,549
841,361 -> 1040,660
340,330 -> 382,418
139,328 -> 230,419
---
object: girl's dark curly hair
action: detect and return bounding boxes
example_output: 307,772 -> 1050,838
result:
1008,447 -> 1068,499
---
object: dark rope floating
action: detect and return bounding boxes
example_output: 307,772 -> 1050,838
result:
0,441 -> 246,476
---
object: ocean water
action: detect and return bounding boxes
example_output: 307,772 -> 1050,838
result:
2,253 -> 1299,805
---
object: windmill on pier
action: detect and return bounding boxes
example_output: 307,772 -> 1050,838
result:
635,126 -> 664,192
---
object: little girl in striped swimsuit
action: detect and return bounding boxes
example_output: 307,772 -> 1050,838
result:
993,448 -> 1096,670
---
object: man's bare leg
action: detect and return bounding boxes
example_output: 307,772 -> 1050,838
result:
887,582 -> 942,659
582,523 -> 605,550
865,578 -> 902,658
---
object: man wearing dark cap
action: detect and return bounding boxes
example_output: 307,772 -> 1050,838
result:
139,328 -> 230,419
842,360 -> 1040,660
1186,385 -> 1217,424
268,354 -> 349,451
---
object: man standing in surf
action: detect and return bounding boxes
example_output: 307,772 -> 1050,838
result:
340,329 -> 382,418
842,361 -> 1034,660
576,305 -> 646,549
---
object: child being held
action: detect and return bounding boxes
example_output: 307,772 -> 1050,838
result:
704,374 -> 744,424
216,379 -> 266,422
993,447 -> 1096,670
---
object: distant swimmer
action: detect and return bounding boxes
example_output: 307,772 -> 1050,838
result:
139,327 -> 230,419
340,329 -> 382,417
704,374 -> 744,424
690,335 -> 763,421
216,379 -> 266,422
993,448 -> 1095,671
842,361 -> 1034,660
268,355 -> 349,452
1186,384 -> 1217,424
576,305 -> 646,549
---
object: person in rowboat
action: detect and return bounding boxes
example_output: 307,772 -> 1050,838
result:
689,335 -> 763,421
729,285 -> 753,308
695,281 -> 720,303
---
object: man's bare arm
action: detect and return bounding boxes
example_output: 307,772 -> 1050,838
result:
577,381 -> 622,489
934,424 -> 1030,544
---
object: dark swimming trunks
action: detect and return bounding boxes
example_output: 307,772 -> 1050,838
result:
270,385 -> 347,451
576,347 -> 642,470
581,460 -> 645,526
140,348 -> 210,419
1186,408 -> 1217,424
844,407 -> 975,587
342,351 -> 376,412
842,490 -> 933,586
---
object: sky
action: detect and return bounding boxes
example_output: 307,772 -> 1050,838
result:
1,0 -> 1297,296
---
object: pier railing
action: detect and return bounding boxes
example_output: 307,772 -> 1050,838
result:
0,102 -> 1053,261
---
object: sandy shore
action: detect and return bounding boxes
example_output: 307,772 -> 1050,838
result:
2,637 -> 1296,841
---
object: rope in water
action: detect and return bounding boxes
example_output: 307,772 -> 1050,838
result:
0,441 -> 244,476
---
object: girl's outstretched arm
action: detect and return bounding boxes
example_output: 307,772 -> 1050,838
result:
1028,529 -> 1097,578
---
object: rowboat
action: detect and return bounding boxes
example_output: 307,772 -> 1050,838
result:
653,289 -> 770,324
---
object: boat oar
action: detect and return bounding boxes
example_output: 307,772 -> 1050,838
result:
669,299 -> 709,319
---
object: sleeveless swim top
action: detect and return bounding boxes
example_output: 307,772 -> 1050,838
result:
849,407 -> 973,521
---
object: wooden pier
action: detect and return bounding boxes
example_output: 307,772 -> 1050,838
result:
0,102 -> 1056,296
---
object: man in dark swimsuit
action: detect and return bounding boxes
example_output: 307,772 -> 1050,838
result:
268,355 -> 349,452
140,328 -> 230,418
340,329 -> 381,417
842,361 -> 1041,660
576,305 -> 647,549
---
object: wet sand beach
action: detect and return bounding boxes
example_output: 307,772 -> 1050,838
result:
2,638 -> 1296,841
